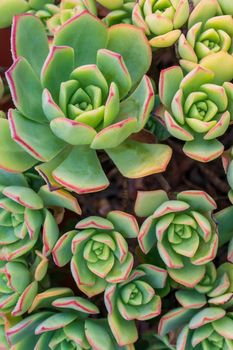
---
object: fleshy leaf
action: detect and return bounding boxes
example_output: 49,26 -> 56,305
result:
150,30 -> 181,48
200,52 -> 233,85
188,0 -> 220,28
12,281 -> 38,316
34,252 -> 48,282
52,231 -> 77,267
35,313 -> 77,334
7,312 -> 52,345
54,11 -> 108,67
215,206 -> 233,247
107,24 -> 152,88
91,118 -> 137,149
0,232 -> 39,260
76,216 -> 113,230
38,185 -> 81,214
106,140 -> 172,178
218,0 -> 233,15
35,148 -> 70,191
71,254 -> 106,297
11,14 -> 49,75
176,290 -> 207,309
107,211 -> 139,238
168,260 -> 206,287
0,169 -> 28,187
8,109 -> 65,162
52,146 -> 109,194
138,216 -> 156,254
153,200 -> 189,218
42,89 -> 65,122
53,297 -> 99,314
50,118 -> 97,146
191,323 -> 214,347
135,190 -> 168,217
180,66 -> 214,95
28,288 -> 73,313
159,66 -> 183,108
41,46 -> 74,102
177,191 -> 217,211
212,316 -> 233,339
0,119 -> 37,172
164,111 -> 194,141
106,253 -> 134,283
189,307 -> 226,329
97,0 -> 123,9
6,58 -> 46,123
103,82 -> 120,128
85,319 -> 113,350
97,48 -> 132,99
139,264 -> 168,289
108,310 -> 138,346
183,137 -> 224,162
117,75 -> 154,130
0,1 -> 29,29
159,307 -> 196,336
42,209 -> 59,255
3,186 -> 43,209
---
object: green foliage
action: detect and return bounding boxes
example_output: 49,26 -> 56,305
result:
0,0 -> 233,349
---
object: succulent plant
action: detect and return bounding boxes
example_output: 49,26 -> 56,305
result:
0,0 -> 57,29
0,0 -> 28,28
158,65 -> 233,161
178,0 -> 233,83
6,296 -> 135,349
0,259 -> 36,316
132,0 -> 190,48
103,0 -> 135,26
52,211 -> 139,296
47,0 -> 97,34
104,264 -> 167,346
199,262 -> 233,299
192,262 -> 217,294
159,262 -> 233,350
0,0 -> 97,33
0,0 -> 139,31
161,308 -> 233,349
3,12 -> 172,194
0,257 -> 74,318
0,168 -> 81,261
27,2 -> 60,33
136,190 -> 218,287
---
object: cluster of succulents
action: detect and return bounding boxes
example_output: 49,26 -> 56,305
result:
159,262 -> 233,349
0,0 -> 233,349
